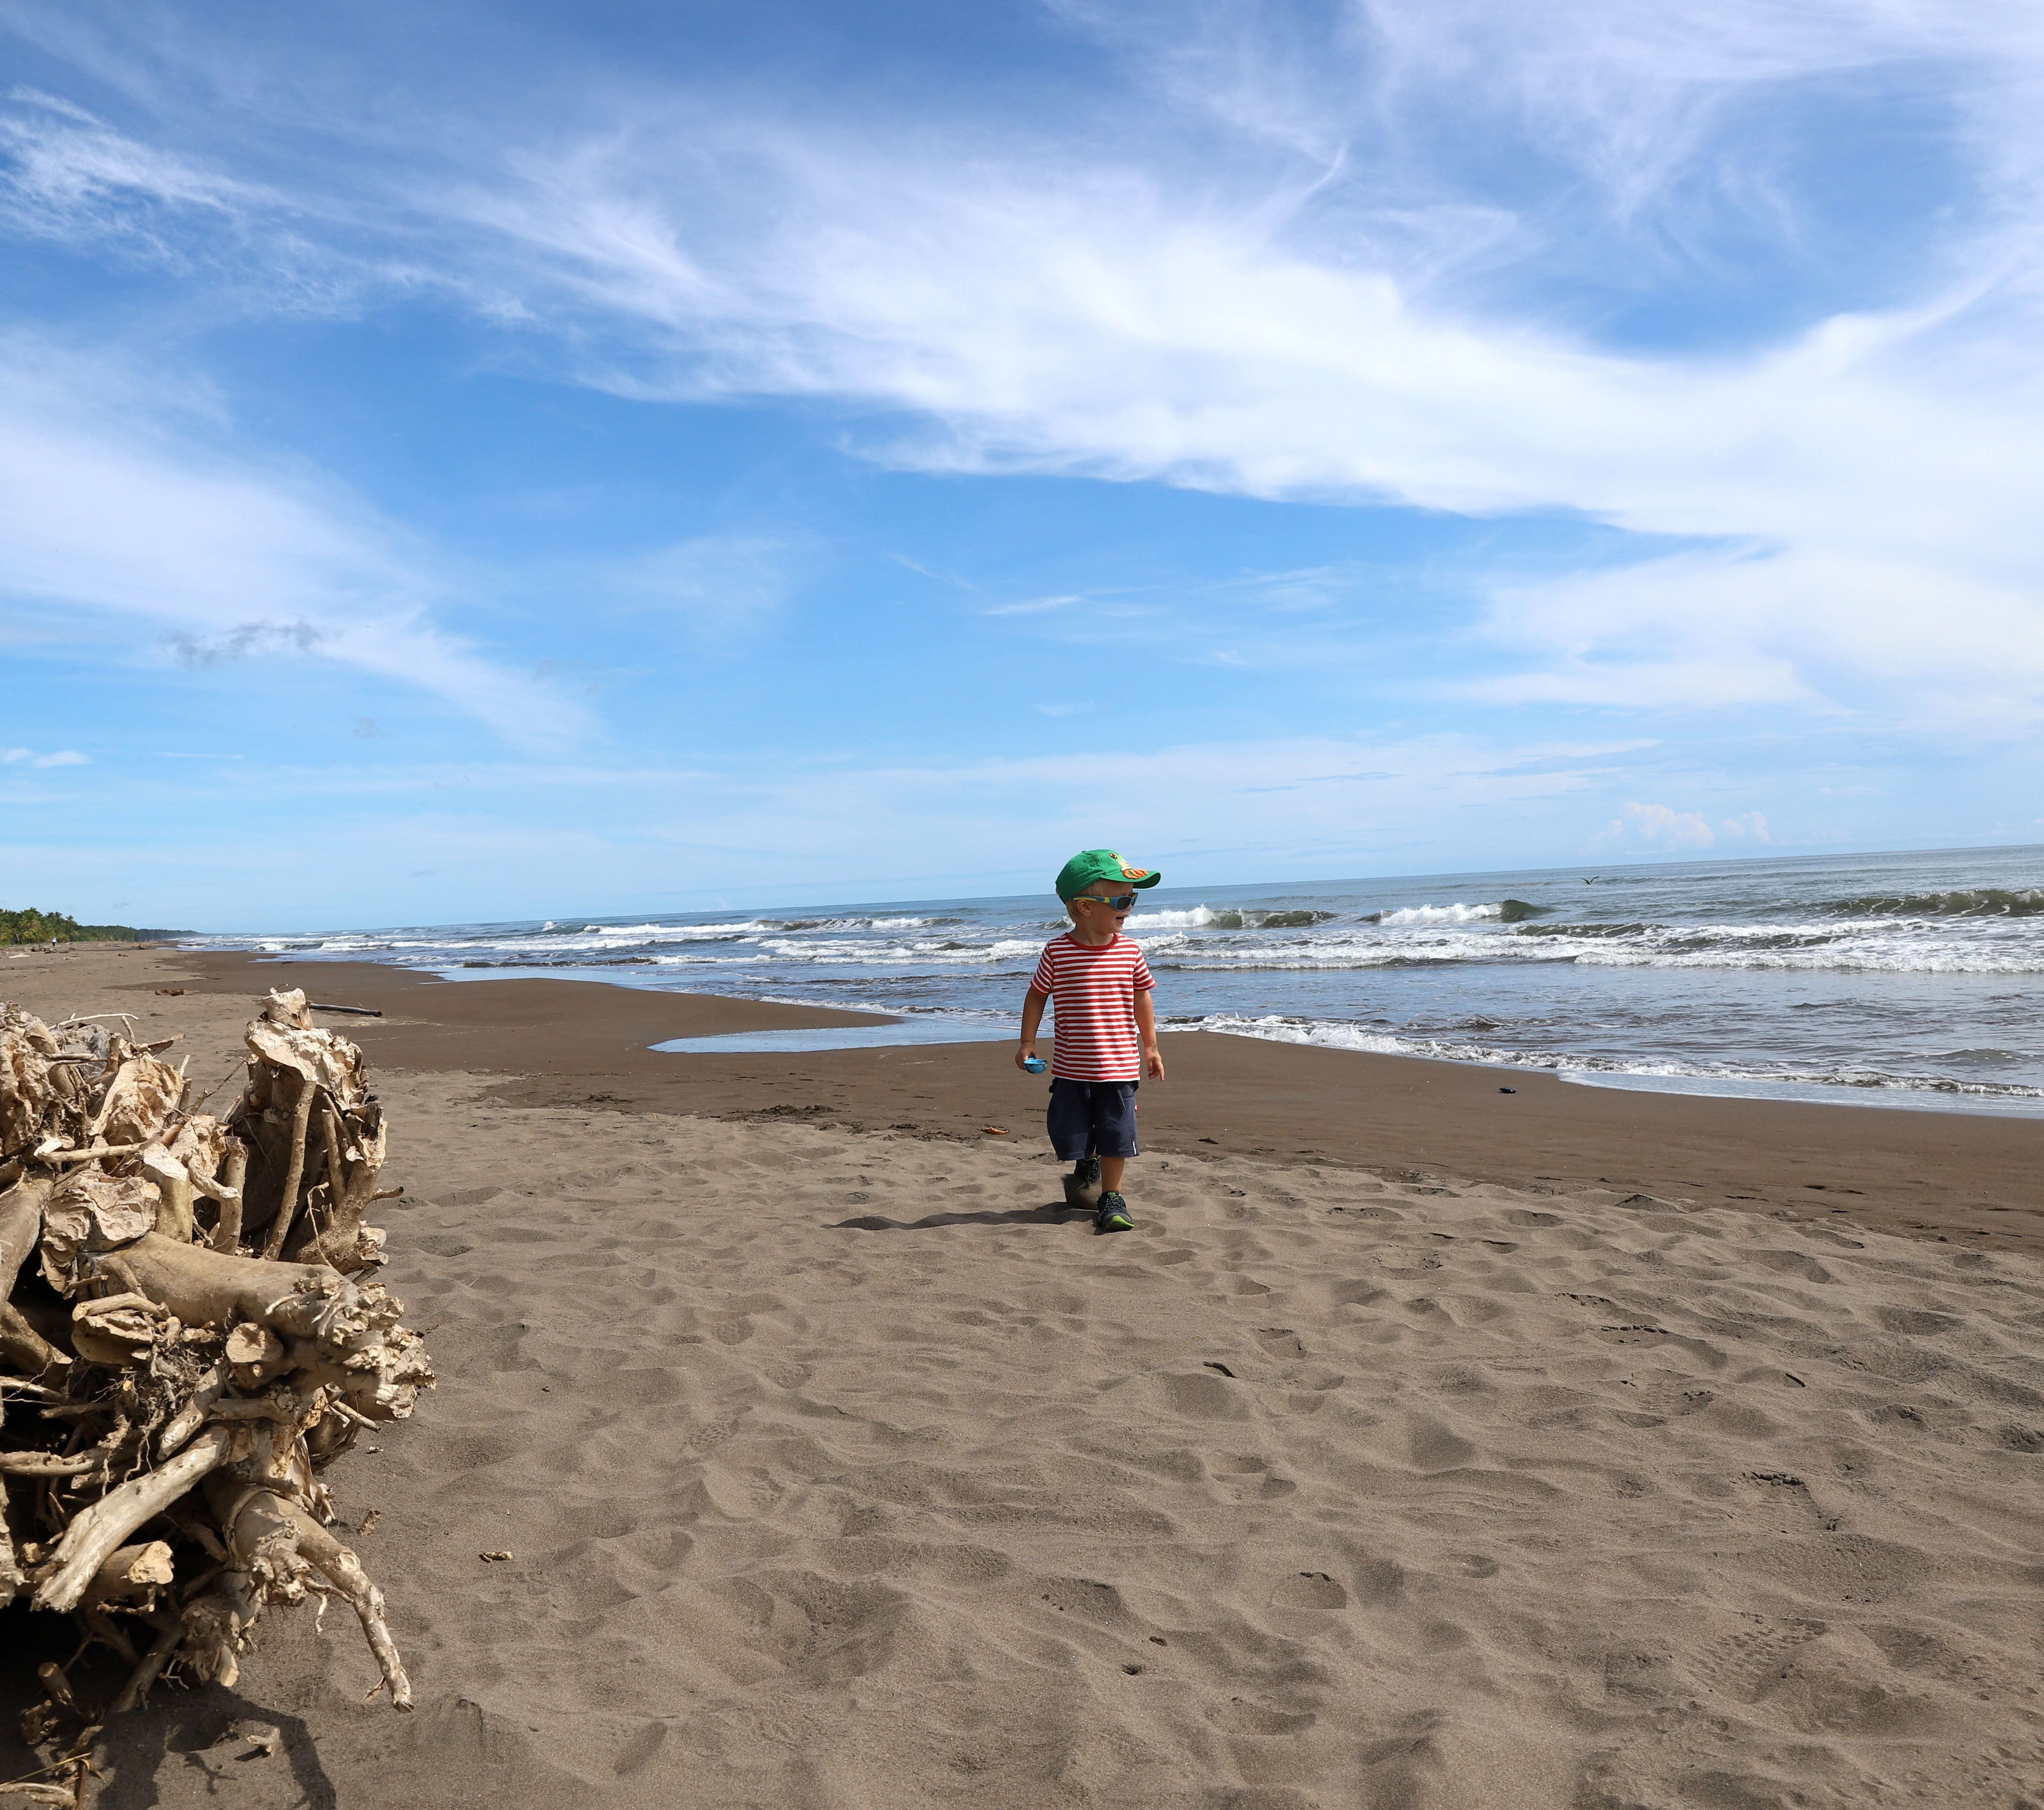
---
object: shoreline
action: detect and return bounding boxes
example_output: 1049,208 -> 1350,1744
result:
163,942 -> 2044,1122
144,947 -> 2044,1258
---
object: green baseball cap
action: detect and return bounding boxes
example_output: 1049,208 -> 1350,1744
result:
1055,849 -> 1163,902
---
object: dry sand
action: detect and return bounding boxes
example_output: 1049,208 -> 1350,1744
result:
5,944 -> 2044,1808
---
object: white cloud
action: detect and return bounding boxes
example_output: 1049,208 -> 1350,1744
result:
1,746 -> 87,768
0,81 -> 456,319
1476,546 -> 2044,730
7,3 -> 2044,737
0,333 -> 588,744
1069,1 -> 2044,237
0,85 -> 262,247
1610,801 -> 1719,847
398,30 -> 2044,730
985,594 -> 1086,617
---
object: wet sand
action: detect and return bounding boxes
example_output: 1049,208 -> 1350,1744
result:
3,944 -> 2042,1808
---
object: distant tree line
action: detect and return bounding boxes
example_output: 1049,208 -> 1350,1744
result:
0,907 -> 186,945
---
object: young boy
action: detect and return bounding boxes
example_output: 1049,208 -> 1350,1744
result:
1015,849 -> 1166,1233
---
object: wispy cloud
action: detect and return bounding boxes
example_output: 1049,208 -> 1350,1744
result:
1,745 -> 87,768
0,332 -> 589,744
0,84 -> 262,250
984,593 -> 1085,617
0,84 -> 419,312
371,15 -> 2042,730
6,0 -> 2044,758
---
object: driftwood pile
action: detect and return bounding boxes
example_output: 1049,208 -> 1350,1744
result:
0,987 -> 432,1785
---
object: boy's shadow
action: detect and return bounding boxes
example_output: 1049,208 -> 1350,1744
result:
832,1200 -> 1084,1231
0,1672 -> 333,1810
90,1685 -> 337,1809
3,1612 -> 327,1809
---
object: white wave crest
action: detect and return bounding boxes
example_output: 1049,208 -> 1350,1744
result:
1124,905 -> 1220,929
1373,902 -> 1503,927
1572,944 -> 2044,975
585,920 -> 775,939
751,935 -> 1046,966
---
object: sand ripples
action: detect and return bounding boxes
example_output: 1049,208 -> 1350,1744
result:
219,1078 -> 2044,1808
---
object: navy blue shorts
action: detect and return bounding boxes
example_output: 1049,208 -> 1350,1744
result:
1045,1078 -> 1140,1160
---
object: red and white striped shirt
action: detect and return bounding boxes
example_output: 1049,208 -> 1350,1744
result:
1029,932 -> 1156,1080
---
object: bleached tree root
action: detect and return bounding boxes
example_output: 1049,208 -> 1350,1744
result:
0,1302 -> 67,1378
259,1076 -> 315,1261
1,988 -> 432,1726
0,1507 -> 23,1609
218,1485 -> 413,1710
34,1426 -> 238,1613
0,1176 -> 52,1293
210,1142 -> 247,1252
80,1541 -> 175,1611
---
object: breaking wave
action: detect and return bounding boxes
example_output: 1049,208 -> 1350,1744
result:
1124,905 -> 1339,930
1827,888 -> 2044,918
1365,899 -> 1551,926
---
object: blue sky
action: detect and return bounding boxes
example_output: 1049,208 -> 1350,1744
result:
3,0 -> 2042,929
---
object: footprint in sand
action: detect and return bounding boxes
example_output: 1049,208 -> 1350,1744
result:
1210,1699 -> 1318,1736
1438,1552 -> 1500,1579
1270,1571 -> 1348,1609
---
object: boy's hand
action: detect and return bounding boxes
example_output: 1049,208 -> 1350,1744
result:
1144,1044 -> 1166,1079
1016,1042 -> 1040,1071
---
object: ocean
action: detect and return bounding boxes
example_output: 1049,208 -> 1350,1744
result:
208,844 -> 2044,1116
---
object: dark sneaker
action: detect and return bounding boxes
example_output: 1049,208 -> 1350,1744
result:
1072,1156 -> 1101,1189
1094,1191 -> 1134,1234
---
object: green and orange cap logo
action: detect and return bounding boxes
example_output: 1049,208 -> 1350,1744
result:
1055,849 -> 1163,902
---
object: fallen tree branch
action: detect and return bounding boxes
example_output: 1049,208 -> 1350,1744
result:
0,1449 -> 109,1478
157,1365 -> 227,1458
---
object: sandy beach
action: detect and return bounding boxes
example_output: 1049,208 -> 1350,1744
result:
6,943 -> 2044,1807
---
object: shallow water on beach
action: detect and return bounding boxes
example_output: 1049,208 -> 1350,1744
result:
204,844 -> 2044,1114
